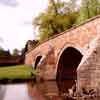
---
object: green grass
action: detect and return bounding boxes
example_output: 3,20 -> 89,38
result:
0,65 -> 36,80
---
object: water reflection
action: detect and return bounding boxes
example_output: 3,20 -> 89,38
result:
3,84 -> 30,100
0,83 -> 31,100
0,85 -> 6,100
0,80 -> 75,100
0,80 -> 98,100
27,80 -> 75,100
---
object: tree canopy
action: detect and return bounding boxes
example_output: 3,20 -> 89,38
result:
33,0 -> 78,42
12,49 -> 20,56
75,0 -> 100,25
33,0 -> 100,42
0,48 -> 10,57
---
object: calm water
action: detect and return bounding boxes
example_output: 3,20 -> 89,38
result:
0,80 -> 76,100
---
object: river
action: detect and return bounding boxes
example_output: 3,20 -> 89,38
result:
0,79 -> 99,100
0,80 -> 77,100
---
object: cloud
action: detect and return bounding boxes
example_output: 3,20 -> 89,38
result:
0,0 -> 48,51
0,0 -> 18,7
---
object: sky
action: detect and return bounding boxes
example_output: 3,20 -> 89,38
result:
0,0 -> 48,52
0,0 -> 81,53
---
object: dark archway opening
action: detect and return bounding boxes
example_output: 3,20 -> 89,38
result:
34,56 -> 42,69
56,47 -> 83,81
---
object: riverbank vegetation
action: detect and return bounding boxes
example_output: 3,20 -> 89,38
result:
0,65 -> 36,80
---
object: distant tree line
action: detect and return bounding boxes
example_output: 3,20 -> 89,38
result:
0,47 -> 24,57
0,48 -> 10,57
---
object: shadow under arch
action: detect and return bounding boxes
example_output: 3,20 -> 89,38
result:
34,56 -> 42,69
56,47 -> 83,81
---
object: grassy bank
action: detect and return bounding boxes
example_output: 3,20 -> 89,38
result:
0,65 -> 36,80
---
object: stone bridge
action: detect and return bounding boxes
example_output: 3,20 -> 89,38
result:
25,16 -> 100,86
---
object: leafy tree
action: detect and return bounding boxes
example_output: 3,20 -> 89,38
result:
0,47 -> 5,56
75,0 -> 100,25
33,1 -> 78,42
0,48 -> 10,57
12,49 -> 20,56
48,0 -> 58,14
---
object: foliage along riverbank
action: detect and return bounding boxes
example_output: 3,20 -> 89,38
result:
0,65 -> 36,80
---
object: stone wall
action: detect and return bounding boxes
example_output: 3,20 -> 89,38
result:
77,35 -> 100,93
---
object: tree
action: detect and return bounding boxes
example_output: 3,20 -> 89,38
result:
33,1 -> 78,42
0,47 -> 10,57
75,0 -> 100,25
12,49 -> 20,56
48,0 -> 58,14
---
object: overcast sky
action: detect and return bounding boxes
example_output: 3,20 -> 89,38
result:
0,0 -> 81,53
0,0 -> 48,52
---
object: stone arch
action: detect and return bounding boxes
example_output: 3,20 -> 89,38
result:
34,55 -> 42,69
56,46 -> 83,80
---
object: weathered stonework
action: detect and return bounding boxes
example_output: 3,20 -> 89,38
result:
77,35 -> 100,92
25,16 -> 100,91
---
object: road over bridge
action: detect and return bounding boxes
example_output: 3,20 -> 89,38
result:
25,16 -> 100,81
